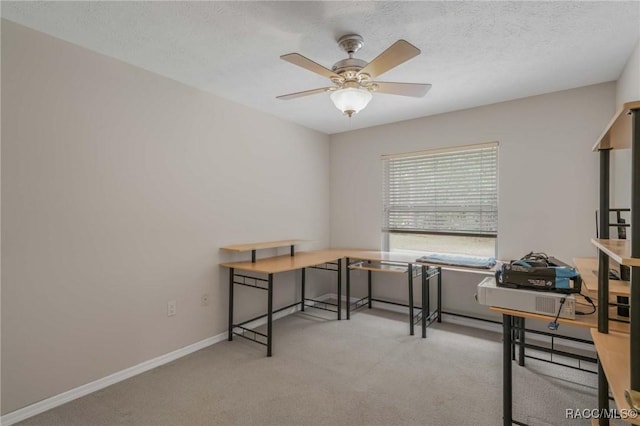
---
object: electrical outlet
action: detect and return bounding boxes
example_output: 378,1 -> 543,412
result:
201,293 -> 210,306
167,300 -> 176,316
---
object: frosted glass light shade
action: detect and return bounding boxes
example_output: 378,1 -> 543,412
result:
330,87 -> 372,117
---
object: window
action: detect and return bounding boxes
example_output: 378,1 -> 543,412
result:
382,142 -> 498,257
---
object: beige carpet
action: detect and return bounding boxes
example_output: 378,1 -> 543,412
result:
18,307 -> 603,426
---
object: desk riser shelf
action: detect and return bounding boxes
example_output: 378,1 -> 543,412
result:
220,239 -> 304,252
591,239 -> 640,267
573,257 -> 631,296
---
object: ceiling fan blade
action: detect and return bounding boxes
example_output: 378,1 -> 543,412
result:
373,82 -> 431,97
276,87 -> 334,100
358,40 -> 421,79
280,53 -> 342,80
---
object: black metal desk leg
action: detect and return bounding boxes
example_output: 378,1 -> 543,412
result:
408,264 -> 414,336
437,267 -> 442,323
426,268 -> 431,319
511,317 -> 516,361
503,314 -> 513,426
346,258 -> 351,320
337,258 -> 342,320
519,318 -> 525,367
228,268 -> 234,341
422,266 -> 427,338
301,268 -> 306,312
368,269 -> 372,309
267,274 -> 273,357
598,358 -> 610,426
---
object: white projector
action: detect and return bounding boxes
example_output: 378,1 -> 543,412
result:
476,277 -> 576,319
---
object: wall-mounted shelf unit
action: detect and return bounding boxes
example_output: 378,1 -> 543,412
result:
592,100 -> 640,424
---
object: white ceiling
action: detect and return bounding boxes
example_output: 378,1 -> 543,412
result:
2,1 -> 639,134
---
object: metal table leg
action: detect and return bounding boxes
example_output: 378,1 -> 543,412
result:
437,267 -> 442,323
337,258 -> 342,320
301,267 -> 305,312
511,317 -> 516,361
368,268 -> 372,309
422,265 -> 427,338
519,318 -> 525,367
598,359 -> 610,426
408,263 -> 414,336
346,257 -> 351,320
267,274 -> 273,357
503,314 -> 513,426
228,268 -> 234,341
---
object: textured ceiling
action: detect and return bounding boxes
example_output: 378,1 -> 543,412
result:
2,1 -> 639,134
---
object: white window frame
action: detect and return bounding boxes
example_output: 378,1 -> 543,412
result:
381,142 -> 499,256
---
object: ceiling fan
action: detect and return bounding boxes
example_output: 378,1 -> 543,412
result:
277,34 -> 431,117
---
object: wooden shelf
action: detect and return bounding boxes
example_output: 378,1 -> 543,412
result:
591,239 -> 640,266
593,101 -> 640,151
220,239 -> 304,252
590,330 -> 640,425
573,257 -> 631,296
220,250 -> 343,274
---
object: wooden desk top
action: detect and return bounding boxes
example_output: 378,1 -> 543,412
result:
221,247 -> 499,275
220,239 -> 304,252
591,239 -> 640,267
573,257 -> 630,296
220,249 -> 346,274
490,307 -> 629,333
590,330 -> 640,425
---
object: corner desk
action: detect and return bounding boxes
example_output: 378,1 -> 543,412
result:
220,243 -> 496,357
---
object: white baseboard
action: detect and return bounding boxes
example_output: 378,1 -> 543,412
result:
1,332 -> 228,426
1,298 -> 320,426
2,298 -> 319,426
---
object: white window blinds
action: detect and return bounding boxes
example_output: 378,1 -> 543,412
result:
382,142 -> 498,236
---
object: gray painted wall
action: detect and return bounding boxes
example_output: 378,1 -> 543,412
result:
329,83 -> 616,329
1,21 -> 331,414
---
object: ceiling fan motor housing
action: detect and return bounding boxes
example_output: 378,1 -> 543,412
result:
333,34 -> 371,84
337,34 -> 364,55
332,58 -> 367,78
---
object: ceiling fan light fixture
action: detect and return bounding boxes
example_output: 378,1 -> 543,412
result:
330,87 -> 372,117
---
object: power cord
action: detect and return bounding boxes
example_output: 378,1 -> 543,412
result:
576,293 -> 596,316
